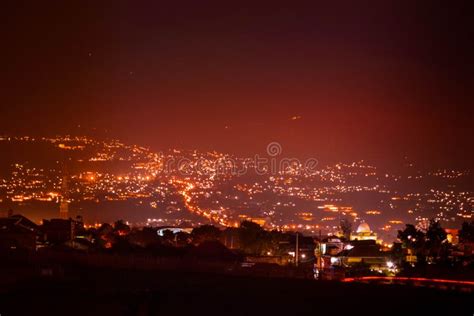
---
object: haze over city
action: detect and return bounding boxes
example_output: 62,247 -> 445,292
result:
2,2 -> 473,168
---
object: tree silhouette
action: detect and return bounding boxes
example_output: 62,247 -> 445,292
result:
339,219 -> 352,240
128,227 -> 160,248
94,223 -> 115,248
191,225 -> 221,245
113,220 -> 130,236
398,224 -> 426,261
398,220 -> 448,263
239,221 -> 271,255
176,231 -> 191,247
459,221 -> 474,242
425,220 -> 447,258
161,229 -> 176,246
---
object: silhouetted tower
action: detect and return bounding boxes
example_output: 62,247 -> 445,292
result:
59,168 -> 69,219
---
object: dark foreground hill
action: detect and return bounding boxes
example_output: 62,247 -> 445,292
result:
0,264 -> 471,316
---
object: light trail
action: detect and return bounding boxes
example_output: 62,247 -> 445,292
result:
172,178 -> 231,227
342,276 -> 474,286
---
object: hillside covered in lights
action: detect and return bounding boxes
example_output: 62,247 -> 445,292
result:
0,135 -> 472,243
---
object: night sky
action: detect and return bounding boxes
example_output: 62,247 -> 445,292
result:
2,1 -> 473,168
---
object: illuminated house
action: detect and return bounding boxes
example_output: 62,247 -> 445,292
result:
350,222 -> 378,242
156,227 -> 193,236
333,240 -> 389,270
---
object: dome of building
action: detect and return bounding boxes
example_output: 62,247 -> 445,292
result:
356,222 -> 371,233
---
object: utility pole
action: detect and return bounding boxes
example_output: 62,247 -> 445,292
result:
295,232 -> 299,267
318,230 -> 323,279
